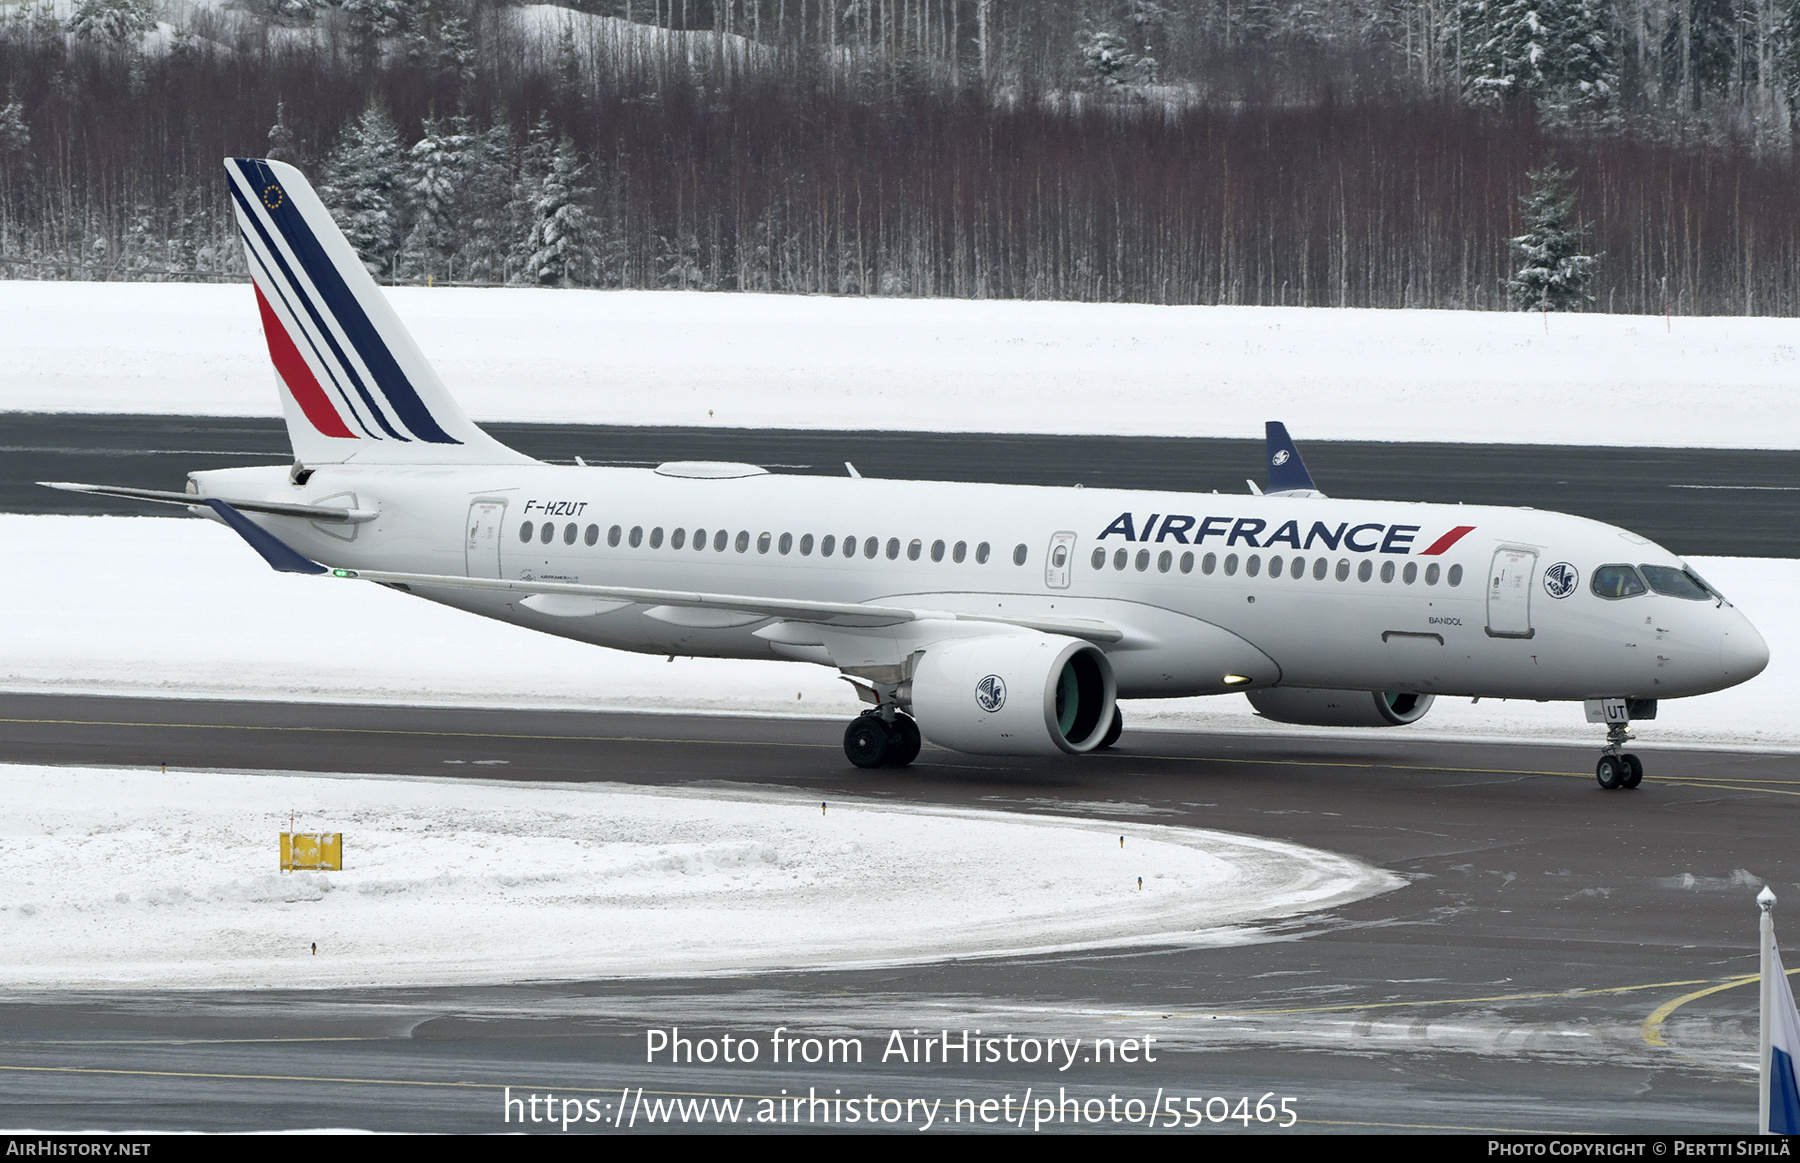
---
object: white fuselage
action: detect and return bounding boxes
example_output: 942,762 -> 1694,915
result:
189,461 -> 1767,704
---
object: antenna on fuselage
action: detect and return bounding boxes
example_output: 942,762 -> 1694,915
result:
1263,421 -> 1325,498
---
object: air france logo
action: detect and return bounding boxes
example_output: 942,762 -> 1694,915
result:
1543,562 -> 1579,599
1271,450 -> 1290,467
976,674 -> 1007,713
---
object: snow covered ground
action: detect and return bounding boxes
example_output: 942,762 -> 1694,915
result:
5,281 -> 1800,448
1,514 -> 1794,752
0,765 -> 1398,988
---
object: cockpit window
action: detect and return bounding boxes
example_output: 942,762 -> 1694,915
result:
1641,564 -> 1715,601
1591,564 -> 1647,599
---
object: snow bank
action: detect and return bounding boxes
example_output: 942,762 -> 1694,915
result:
5,282 -> 1800,448
0,514 -> 1792,751
0,765 -> 1398,988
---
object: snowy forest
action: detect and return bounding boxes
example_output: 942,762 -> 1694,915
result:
2,0 -> 1800,312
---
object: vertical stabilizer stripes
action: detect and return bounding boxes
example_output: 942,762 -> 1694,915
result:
228,157 -> 461,445
253,285 -> 357,439
240,227 -> 378,438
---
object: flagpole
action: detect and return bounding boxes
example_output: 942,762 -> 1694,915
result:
1760,885 -> 1777,1135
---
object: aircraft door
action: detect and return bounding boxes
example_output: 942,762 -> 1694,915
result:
1045,531 -> 1077,589
466,499 -> 507,579
1486,547 -> 1537,639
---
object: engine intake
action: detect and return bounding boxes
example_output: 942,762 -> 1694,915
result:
909,633 -> 1116,755
1246,687 -> 1435,728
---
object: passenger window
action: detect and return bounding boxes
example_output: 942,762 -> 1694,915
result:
1402,562 -> 1418,584
931,540 -> 946,562
671,527 -> 687,549
799,534 -> 814,556
1313,557 -> 1327,580
758,532 -> 771,554
1135,549 -> 1150,572
628,525 -> 643,548
649,526 -> 663,549
714,529 -> 729,552
1357,559 -> 1372,582
1425,563 -> 1440,585
779,533 -> 793,555
1201,552 -> 1216,575
1592,564 -> 1649,599
1180,551 -> 1194,574
1380,561 -> 1395,583
844,535 -> 858,558
693,527 -> 707,551
1246,554 -> 1261,577
1013,543 -> 1028,566
908,539 -> 922,561
1157,550 -> 1171,573
821,534 -> 836,556
976,542 -> 991,564
953,541 -> 967,563
1640,564 -> 1712,600
1335,559 -> 1350,581
1091,548 -> 1105,570
1268,555 -> 1284,578
864,537 -> 879,559
1113,548 -> 1128,570
886,538 -> 900,560
608,525 -> 622,547
518,522 -> 533,543
1448,564 -> 1463,586
735,531 -> 750,553
538,523 -> 553,545
584,524 -> 599,547
564,523 -> 578,545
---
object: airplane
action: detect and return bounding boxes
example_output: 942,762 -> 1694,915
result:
44,158 -> 1771,791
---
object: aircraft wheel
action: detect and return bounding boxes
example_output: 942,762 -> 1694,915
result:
1596,754 -> 1625,790
1621,753 -> 1644,789
844,715 -> 893,769
1099,706 -> 1123,750
888,714 -> 922,766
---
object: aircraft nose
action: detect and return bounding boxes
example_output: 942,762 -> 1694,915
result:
1720,614 -> 1770,684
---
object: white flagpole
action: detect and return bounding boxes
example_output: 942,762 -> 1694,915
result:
1760,885 -> 1777,1136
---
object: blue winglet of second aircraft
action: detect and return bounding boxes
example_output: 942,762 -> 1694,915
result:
205,498 -> 328,574
1264,421 -> 1322,496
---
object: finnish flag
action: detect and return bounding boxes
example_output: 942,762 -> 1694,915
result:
1772,942 -> 1800,1134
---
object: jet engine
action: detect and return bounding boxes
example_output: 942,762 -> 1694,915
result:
1246,687 -> 1435,728
908,633 -> 1116,756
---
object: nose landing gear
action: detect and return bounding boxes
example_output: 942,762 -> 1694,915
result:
1595,722 -> 1644,790
843,710 -> 921,769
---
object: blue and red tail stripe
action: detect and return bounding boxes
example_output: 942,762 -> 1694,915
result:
227,157 -> 461,445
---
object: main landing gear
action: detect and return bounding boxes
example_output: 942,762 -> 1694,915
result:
1595,721 -> 1644,791
843,710 -> 922,769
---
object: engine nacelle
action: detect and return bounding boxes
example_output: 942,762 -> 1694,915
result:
909,633 -> 1116,756
1246,687 -> 1435,728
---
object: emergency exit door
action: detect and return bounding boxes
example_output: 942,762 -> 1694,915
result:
1486,547 -> 1537,639
465,499 -> 507,578
1044,531 -> 1077,589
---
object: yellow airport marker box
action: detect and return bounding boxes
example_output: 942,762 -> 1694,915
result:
280,832 -> 343,871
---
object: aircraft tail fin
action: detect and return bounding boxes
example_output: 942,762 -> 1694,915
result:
225,157 -> 532,467
1264,421 -> 1324,497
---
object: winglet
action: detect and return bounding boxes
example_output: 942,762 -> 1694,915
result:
1264,422 -> 1323,497
205,499 -> 328,575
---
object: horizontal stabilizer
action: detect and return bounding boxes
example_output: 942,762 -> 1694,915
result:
40,482 -> 377,524
1264,422 -> 1324,497
205,499 -> 328,575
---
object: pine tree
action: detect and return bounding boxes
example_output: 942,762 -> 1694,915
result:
319,103 -> 404,279
1776,0 -> 1800,117
67,0 -> 155,45
1458,0 -> 1617,119
265,102 -> 299,165
1507,164 -> 1599,311
1079,30 -> 1136,87
526,137 -> 595,287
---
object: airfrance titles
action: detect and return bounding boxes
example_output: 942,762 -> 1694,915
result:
1097,513 -> 1477,556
